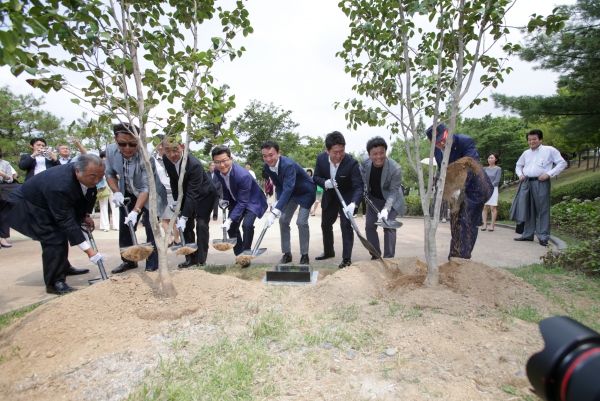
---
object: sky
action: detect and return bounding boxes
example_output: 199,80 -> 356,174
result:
0,0 -> 575,154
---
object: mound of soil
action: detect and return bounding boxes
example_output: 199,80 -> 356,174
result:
0,258 -> 557,400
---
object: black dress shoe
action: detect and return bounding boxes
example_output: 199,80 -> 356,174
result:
145,266 -> 158,272
339,258 -> 352,269
241,260 -> 251,268
66,266 -> 90,276
514,236 -> 534,241
299,254 -> 309,265
370,255 -> 379,260
111,262 -> 138,274
178,260 -> 198,269
46,281 -> 76,295
278,253 -> 292,264
539,240 -> 549,246
315,252 -> 335,260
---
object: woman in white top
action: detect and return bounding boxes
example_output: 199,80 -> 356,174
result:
481,153 -> 501,231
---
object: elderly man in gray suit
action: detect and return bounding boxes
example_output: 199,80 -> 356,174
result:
361,136 -> 405,259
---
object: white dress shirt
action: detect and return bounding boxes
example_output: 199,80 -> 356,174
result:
515,144 -> 567,178
269,158 -> 280,174
329,156 -> 340,181
34,155 -> 47,175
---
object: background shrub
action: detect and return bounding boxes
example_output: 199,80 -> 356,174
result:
542,238 -> 600,277
404,195 -> 425,216
496,200 -> 511,221
550,198 -> 600,240
550,177 -> 600,205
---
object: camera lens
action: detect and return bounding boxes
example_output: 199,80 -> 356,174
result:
527,316 -> 600,401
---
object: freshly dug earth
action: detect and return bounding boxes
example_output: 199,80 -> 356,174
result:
236,254 -> 255,267
0,258 -> 558,400
213,242 -> 235,251
120,245 -> 154,261
172,245 -> 197,256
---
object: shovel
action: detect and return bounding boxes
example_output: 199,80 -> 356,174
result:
241,222 -> 268,258
363,193 -> 403,229
119,198 -> 154,261
81,225 -> 108,285
170,223 -> 198,256
332,182 -> 386,266
213,200 -> 237,251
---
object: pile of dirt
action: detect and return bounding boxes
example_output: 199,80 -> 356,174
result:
0,257 -> 558,400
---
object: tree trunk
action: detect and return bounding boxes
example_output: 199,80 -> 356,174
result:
579,150 -> 582,168
155,239 -> 176,297
586,148 -> 590,170
423,216 -> 439,285
594,148 -> 597,173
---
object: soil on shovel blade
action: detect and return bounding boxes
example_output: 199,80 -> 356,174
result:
0,257 -> 558,400
120,245 -> 154,262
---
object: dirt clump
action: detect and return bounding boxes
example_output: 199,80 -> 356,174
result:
120,245 -> 154,261
172,246 -> 197,256
235,254 -> 255,267
213,242 -> 234,251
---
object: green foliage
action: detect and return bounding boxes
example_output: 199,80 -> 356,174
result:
0,303 -> 41,331
404,195 -> 424,217
550,197 -> 600,240
550,176 -> 600,205
389,135 -> 430,190
542,238 -> 600,276
496,200 -> 512,221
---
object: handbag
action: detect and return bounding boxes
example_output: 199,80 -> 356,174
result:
0,180 -> 21,203
96,186 -> 110,201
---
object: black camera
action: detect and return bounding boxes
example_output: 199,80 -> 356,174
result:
527,316 -> 600,401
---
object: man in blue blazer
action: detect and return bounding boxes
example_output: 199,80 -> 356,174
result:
261,140 -> 316,265
313,131 -> 364,268
212,145 -> 268,265
427,123 -> 493,259
2,155 -> 107,294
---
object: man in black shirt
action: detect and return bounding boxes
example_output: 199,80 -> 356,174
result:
360,136 -> 405,258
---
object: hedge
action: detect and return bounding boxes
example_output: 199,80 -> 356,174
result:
550,176 -> 600,205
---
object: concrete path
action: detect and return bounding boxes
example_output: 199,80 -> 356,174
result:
0,210 -> 553,314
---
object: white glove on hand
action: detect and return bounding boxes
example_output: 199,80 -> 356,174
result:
89,253 -> 107,265
124,210 -> 138,226
112,192 -> 125,207
176,217 -> 187,231
452,189 -> 461,200
324,179 -> 335,189
221,218 -> 232,231
344,202 -> 356,218
378,209 -> 389,221
265,212 -> 277,228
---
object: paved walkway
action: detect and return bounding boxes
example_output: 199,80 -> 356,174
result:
0,211 -> 554,314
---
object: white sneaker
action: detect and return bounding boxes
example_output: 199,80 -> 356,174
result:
442,218 -> 446,223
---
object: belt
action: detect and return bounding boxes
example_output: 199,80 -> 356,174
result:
528,177 -> 539,181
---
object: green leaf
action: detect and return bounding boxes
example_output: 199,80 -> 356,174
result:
501,385 -> 516,395
9,0 -> 22,12
71,98 -> 80,105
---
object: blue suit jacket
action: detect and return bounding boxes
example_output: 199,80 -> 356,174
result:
215,163 -> 268,222
4,163 -> 95,246
313,152 -> 363,209
434,133 -> 480,168
264,156 -> 316,210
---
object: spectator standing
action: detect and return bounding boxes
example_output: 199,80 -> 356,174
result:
245,162 -> 257,180
514,129 -> 567,246
481,153 -> 502,232
0,148 -> 18,248
57,138 -> 87,164
19,138 -> 60,181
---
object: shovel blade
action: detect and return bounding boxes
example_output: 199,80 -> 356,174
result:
242,248 -> 266,257
376,220 -> 403,229
88,277 -> 106,285
213,238 -> 237,245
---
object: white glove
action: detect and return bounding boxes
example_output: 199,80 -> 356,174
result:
324,179 -> 335,189
176,216 -> 187,231
452,189 -> 461,200
265,212 -> 277,228
89,253 -> 107,265
221,218 -> 232,231
113,192 -> 125,207
124,210 -> 138,225
378,209 -> 389,221
344,202 -> 356,217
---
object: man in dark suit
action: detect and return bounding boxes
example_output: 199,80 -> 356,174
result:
105,123 -> 167,273
162,138 -> 217,268
212,145 -> 268,266
209,161 -> 222,221
1,154 -> 107,294
427,123 -> 493,259
261,140 -> 316,265
19,137 -> 60,181
313,131 -> 364,268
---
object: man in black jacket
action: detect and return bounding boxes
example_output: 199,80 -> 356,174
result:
313,131 -> 364,268
19,137 -> 60,181
1,154 -> 107,294
209,161 -> 222,221
162,138 -> 217,267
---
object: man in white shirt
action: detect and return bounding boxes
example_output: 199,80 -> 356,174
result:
514,129 -> 567,246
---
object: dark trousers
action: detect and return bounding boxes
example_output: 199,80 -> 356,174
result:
212,194 -> 220,220
365,196 -> 398,258
183,191 -> 216,264
0,212 -> 9,238
119,192 -> 158,269
449,198 -> 484,259
322,199 -> 354,259
41,240 -> 70,286
229,210 -> 258,256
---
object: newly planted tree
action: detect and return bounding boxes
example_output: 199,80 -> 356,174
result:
3,0 -> 252,296
336,0 -> 521,284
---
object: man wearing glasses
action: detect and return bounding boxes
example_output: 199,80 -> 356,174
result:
211,145 -> 268,267
105,123 -> 167,273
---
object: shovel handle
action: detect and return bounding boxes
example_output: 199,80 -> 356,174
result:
251,223 -> 269,256
81,225 -> 108,281
121,197 -> 139,246
333,184 -> 362,234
